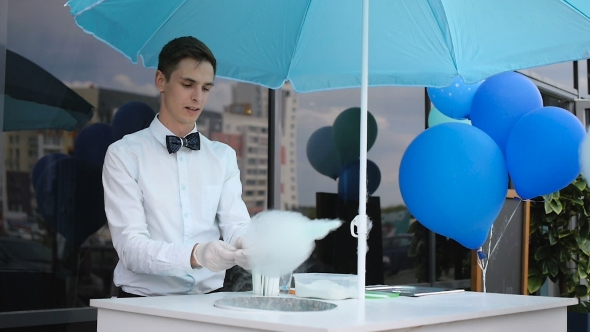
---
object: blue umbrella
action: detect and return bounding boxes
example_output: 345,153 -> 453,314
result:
66,0 -> 590,299
5,49 -> 94,131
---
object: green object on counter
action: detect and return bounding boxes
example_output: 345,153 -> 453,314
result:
365,291 -> 400,299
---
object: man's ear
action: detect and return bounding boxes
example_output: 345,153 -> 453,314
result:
155,70 -> 166,92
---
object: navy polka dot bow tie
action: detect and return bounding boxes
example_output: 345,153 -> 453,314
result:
166,132 -> 200,154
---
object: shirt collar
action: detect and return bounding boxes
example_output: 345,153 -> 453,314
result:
149,114 -> 198,149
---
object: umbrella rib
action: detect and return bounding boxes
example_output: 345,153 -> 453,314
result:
427,0 -> 459,73
562,0 -> 590,20
68,0 -> 105,17
285,0 -> 314,81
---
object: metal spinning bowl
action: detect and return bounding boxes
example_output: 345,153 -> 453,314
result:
214,296 -> 337,312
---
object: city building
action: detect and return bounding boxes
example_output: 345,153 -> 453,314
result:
225,82 -> 299,213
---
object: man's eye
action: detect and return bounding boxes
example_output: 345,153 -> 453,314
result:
182,83 -> 192,87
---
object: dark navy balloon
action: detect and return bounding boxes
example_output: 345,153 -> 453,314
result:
306,126 -> 343,180
112,101 -> 155,141
337,159 -> 381,201
74,122 -> 114,166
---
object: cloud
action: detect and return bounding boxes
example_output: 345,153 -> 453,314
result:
206,78 -> 234,112
297,106 -> 343,127
64,80 -> 97,88
113,74 -> 159,96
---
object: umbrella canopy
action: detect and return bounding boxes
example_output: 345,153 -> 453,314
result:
5,49 -> 94,131
66,0 -> 590,298
67,0 -> 590,91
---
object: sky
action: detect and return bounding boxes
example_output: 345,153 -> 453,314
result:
4,0 -> 577,207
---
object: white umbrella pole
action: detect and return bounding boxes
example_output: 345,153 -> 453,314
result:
357,0 -> 369,301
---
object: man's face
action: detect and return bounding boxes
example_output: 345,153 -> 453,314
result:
155,57 -> 214,135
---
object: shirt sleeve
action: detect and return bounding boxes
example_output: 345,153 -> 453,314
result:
103,143 -> 195,276
217,147 -> 251,246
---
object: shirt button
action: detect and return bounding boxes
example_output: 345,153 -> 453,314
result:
182,185 -> 186,191
184,213 -> 188,218
179,157 -> 184,162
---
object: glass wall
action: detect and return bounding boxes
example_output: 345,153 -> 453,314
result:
1,1 -> 268,329
293,87 -> 425,286
523,62 -> 575,89
3,0 -> 590,330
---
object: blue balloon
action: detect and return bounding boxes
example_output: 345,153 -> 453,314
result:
35,157 -> 106,247
471,71 -> 542,156
112,101 -> 155,141
337,159 -> 381,201
428,105 -> 471,128
399,123 -> 508,249
306,126 -> 343,180
506,106 -> 586,199
32,153 -> 68,190
427,76 -> 482,119
74,122 -> 114,166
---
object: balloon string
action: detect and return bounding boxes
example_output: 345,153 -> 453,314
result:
476,197 -> 523,293
490,199 -> 522,256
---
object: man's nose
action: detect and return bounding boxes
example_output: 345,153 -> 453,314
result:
191,89 -> 202,102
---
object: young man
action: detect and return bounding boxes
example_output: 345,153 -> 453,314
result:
103,36 -> 251,297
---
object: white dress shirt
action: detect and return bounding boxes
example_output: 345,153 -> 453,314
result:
102,115 -> 250,296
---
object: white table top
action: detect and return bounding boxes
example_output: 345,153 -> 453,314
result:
90,291 -> 577,332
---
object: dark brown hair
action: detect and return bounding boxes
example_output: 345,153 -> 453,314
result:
157,36 -> 217,81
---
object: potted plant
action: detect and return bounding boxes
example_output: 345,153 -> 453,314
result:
528,176 -> 590,331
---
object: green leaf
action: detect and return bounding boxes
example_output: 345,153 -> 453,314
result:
549,231 -> 557,245
528,275 -> 545,294
576,285 -> 589,298
528,266 -> 541,277
575,179 -> 588,191
543,195 -> 553,214
560,250 -> 571,263
550,199 -> 563,215
580,240 -> 590,256
572,197 -> 585,206
535,246 -> 551,260
542,261 -> 549,274
579,264 -> 588,279
548,261 -> 559,277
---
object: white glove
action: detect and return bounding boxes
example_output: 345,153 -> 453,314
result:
193,240 -> 237,272
233,236 -> 254,270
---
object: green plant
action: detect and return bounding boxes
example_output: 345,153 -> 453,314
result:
528,176 -> 590,312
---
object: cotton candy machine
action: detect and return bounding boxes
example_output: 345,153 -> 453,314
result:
213,296 -> 336,312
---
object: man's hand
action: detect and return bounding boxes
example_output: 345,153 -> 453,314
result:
193,240 -> 237,272
234,236 -> 254,270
